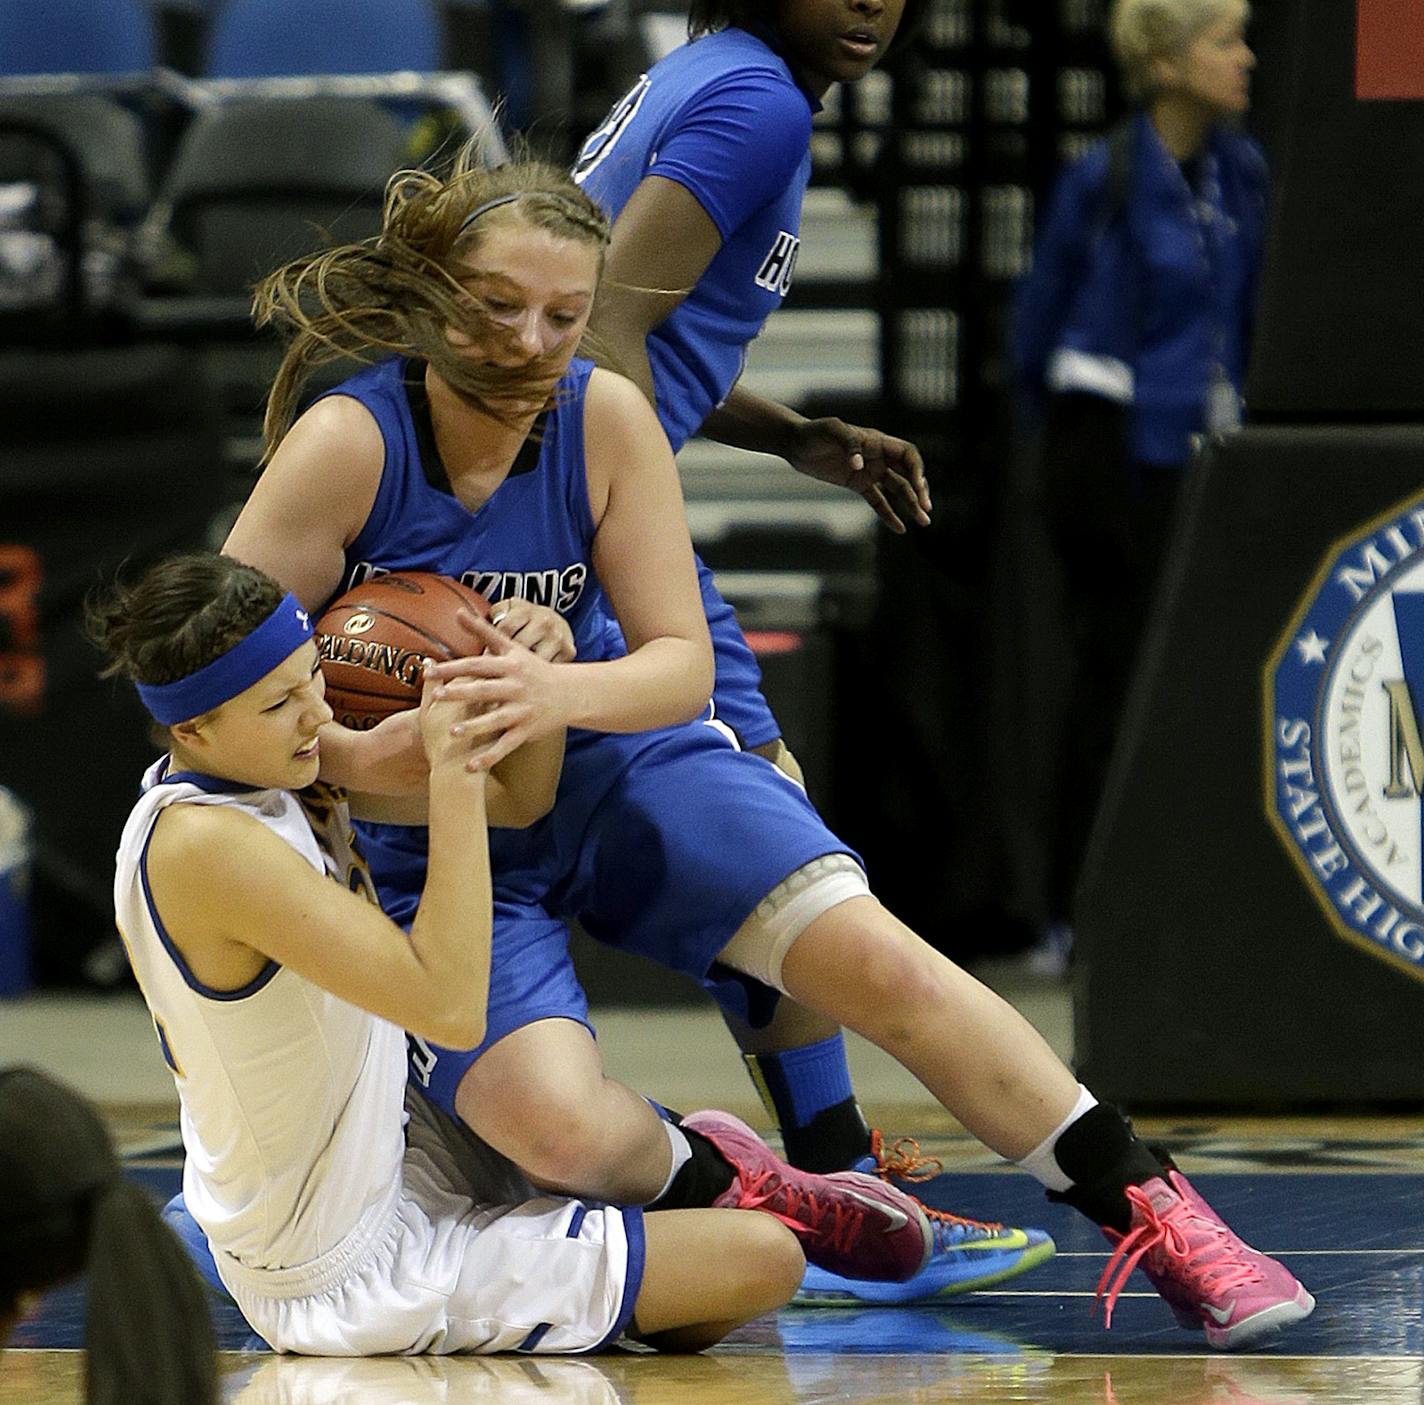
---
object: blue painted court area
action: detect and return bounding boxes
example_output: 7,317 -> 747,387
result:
781,1171 -> 1424,1359
15,1167 -> 1424,1359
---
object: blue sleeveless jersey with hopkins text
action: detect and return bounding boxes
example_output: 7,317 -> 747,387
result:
316,353 -> 689,898
574,25 -> 815,453
324,355 -> 613,663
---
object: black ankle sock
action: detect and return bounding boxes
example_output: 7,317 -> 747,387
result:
647,1127 -> 737,1211
780,1096 -> 873,1174
1045,1103 -> 1171,1233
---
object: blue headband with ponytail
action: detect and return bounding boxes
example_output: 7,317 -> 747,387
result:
135,594 -> 314,726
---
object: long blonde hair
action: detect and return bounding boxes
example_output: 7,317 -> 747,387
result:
253,142 -> 610,462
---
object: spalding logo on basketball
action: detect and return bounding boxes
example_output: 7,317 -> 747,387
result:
1266,491 -> 1424,981
315,573 -> 491,730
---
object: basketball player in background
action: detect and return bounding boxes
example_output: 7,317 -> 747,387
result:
93,550 -> 928,1355
570,0 -> 994,1303
0,1066 -> 216,1404
225,152 -> 1313,1348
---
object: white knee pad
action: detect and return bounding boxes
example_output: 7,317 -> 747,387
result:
718,853 -> 870,994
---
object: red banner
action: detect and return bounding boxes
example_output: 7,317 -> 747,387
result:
1358,0 -> 1424,99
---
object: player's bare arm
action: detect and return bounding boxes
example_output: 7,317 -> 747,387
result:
583,174 -> 723,407
145,674 -> 493,1048
223,398 -> 424,792
222,395 -> 383,611
345,735 -> 563,829
424,371 -> 713,749
348,707 -> 566,829
704,384 -> 933,534
585,175 -> 931,532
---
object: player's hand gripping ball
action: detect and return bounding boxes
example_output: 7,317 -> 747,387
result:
315,573 -> 491,730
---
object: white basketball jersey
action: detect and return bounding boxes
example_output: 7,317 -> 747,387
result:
115,758 -> 407,1270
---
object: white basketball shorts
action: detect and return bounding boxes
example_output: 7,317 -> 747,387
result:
216,1090 -> 645,1355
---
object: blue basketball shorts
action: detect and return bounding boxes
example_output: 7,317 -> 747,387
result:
546,720 -> 858,1026
399,894 -> 593,1117
593,561 -> 781,749
369,721 -> 857,1120
357,821 -> 592,1117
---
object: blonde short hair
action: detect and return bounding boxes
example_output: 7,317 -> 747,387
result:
1109,0 -> 1249,99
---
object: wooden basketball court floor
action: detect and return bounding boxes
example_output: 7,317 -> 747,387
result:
5,992 -> 1424,1404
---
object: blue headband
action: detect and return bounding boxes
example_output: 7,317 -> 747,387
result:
136,594 -> 314,726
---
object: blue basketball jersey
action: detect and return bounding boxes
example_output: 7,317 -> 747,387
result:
573,24 -> 813,748
574,25 -> 815,452
312,352 -> 851,1076
320,354 -> 776,747
323,355 -> 613,662
318,353 -> 656,892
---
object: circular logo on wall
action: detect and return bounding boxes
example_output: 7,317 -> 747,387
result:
1266,491 -> 1424,981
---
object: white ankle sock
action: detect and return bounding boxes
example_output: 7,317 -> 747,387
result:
1015,1085 -> 1098,1192
654,1119 -> 694,1200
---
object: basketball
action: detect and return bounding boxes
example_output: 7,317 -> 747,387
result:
314,573 -> 491,730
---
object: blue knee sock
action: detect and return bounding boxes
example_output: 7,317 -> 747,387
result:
743,1033 -> 871,1173
162,1193 -> 233,1301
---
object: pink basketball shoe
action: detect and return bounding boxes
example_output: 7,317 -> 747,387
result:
1096,1169 -> 1315,1349
682,1110 -> 932,1282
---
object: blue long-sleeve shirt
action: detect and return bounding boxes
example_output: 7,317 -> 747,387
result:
1011,109 -> 1269,467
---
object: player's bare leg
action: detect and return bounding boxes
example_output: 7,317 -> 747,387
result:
454,1018 -> 673,1203
776,896 -> 1080,1158
452,1019 -> 935,1285
728,741 -> 1059,1304
630,1210 -> 804,1351
758,895 -> 1314,1346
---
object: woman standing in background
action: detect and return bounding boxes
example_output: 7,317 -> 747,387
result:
1011,0 -> 1266,944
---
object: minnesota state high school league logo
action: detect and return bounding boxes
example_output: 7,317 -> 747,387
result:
1267,493 -> 1424,980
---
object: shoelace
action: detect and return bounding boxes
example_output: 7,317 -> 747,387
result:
872,1131 -> 944,1183
1095,1182 -> 1266,1329
873,1132 -> 1006,1236
738,1167 -> 864,1255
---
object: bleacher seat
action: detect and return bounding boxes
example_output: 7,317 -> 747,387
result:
0,97 -> 152,342
153,97 -> 408,295
0,0 -> 156,76
205,0 -> 442,77
0,96 -> 150,223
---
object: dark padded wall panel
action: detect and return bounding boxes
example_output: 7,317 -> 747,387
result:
1075,427 -> 1424,1105
1247,0 -> 1424,418
0,345 -> 228,979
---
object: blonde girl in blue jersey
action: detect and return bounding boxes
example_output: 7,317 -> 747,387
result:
89,551 -> 928,1355
225,151 -> 1313,1349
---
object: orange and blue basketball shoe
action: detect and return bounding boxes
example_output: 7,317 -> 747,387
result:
1095,1169 -> 1315,1349
682,1110 -> 933,1282
793,1131 -> 1055,1305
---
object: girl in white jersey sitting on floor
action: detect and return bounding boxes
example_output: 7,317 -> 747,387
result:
90,552 -> 930,1356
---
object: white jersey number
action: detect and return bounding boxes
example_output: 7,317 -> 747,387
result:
573,75 -> 653,185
